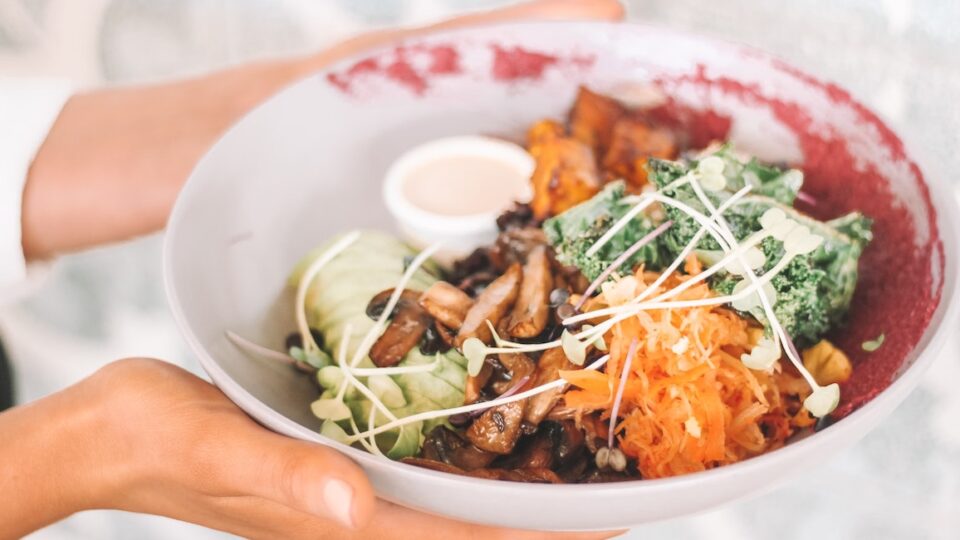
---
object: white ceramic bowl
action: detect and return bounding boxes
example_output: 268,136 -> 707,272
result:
164,22 -> 960,531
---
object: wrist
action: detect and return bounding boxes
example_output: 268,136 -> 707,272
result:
0,377 -> 119,536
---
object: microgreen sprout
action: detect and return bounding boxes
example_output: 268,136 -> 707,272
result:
463,337 -> 488,376
740,337 -> 780,371
575,220 -> 673,311
696,156 -> 727,191
225,330 -> 315,373
561,329 -> 588,366
803,383 -> 840,418
608,339 -> 638,448
343,354 -> 611,443
862,334 -> 885,352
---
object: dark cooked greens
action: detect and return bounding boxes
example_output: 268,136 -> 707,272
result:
545,149 -> 872,346
543,182 -> 662,281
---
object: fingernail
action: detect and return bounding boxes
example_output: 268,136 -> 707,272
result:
323,478 -> 355,528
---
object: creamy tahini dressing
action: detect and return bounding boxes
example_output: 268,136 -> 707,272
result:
401,155 -> 528,216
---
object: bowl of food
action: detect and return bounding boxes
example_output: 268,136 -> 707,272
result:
163,22 -> 959,530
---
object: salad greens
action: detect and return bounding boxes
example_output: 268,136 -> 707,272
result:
546,149 -> 873,346
289,231 -> 467,458
543,182 -> 661,281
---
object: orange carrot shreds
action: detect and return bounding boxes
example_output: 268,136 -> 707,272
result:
562,267 -> 807,479
683,253 -> 703,275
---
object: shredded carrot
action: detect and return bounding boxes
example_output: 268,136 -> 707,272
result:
560,265 -> 808,478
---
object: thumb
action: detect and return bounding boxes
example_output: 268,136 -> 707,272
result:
229,430 -> 376,530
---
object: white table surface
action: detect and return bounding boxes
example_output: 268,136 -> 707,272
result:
1,1 -> 957,538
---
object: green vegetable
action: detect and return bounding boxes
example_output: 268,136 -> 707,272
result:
543,182 -> 662,281
289,231 -> 466,458
648,153 -> 872,346
862,334 -> 885,352
713,146 -> 803,206
543,149 -> 872,347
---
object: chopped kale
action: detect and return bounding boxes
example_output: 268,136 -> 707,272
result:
543,182 -> 662,281
544,148 -> 872,347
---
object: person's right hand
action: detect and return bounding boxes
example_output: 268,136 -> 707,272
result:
0,358 -> 623,539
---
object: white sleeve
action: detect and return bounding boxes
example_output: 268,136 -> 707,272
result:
0,78 -> 74,296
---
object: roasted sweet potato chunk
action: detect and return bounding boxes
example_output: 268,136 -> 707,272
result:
526,118 -> 565,149
455,263 -> 522,347
529,135 -> 601,220
507,245 -> 552,338
418,281 -> 474,330
602,116 -> 676,188
569,86 -> 626,154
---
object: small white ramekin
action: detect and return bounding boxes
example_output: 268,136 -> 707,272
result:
382,135 -> 534,265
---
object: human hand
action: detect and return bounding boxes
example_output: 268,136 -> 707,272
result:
21,0 -> 624,259
0,358 -> 623,539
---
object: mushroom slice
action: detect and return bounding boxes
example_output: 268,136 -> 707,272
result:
466,399 -> 527,455
507,245 -> 552,338
490,352 -> 536,395
463,362 -> 493,405
369,289 -> 432,367
433,321 -> 456,349
418,281 -> 474,330
420,426 -> 497,471
524,348 -> 576,426
455,263 -> 522,347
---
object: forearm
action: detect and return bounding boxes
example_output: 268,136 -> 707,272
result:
0,382 -> 114,538
20,58 -> 312,260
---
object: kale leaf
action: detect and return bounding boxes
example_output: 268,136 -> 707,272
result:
543,181 -> 662,281
648,153 -> 872,346
543,148 -> 872,347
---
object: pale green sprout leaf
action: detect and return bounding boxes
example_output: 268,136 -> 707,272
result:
561,329 -> 587,366
316,366 -> 344,391
463,337 -> 488,377
697,156 -> 725,176
803,383 -> 840,418
581,324 -> 608,352
724,246 -> 766,276
862,333 -> 885,352
783,225 -> 824,255
740,337 -> 780,371
731,279 -> 778,312
759,207 -> 787,230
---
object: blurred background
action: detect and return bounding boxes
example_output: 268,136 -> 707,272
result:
2,0 -> 958,538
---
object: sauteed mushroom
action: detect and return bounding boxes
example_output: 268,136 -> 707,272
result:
368,289 -> 432,367
455,263 -> 521,347
466,400 -> 527,454
507,245 -> 552,338
418,281 -> 474,330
